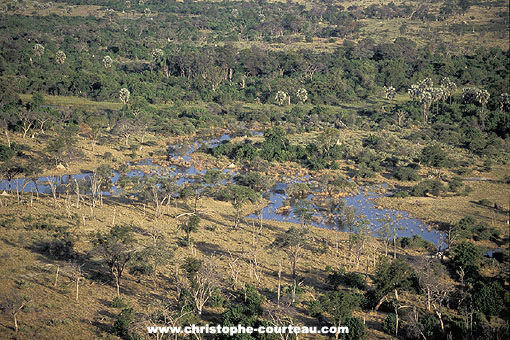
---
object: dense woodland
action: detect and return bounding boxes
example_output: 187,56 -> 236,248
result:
0,1 -> 509,340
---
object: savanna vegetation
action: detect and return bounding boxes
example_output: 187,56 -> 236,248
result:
0,1 -> 509,340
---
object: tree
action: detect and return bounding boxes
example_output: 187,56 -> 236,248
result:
296,88 -> 308,104
55,50 -> 66,65
0,79 -> 19,147
272,226 -> 310,282
67,261 -> 84,302
450,241 -> 480,283
383,85 -> 396,101
135,239 -> 173,289
319,291 -> 361,340
102,55 -> 113,69
373,257 -> 414,311
16,107 -> 35,139
137,176 -> 176,218
180,256 -> 219,316
85,114 -> 107,152
180,214 -> 200,246
112,118 -> 138,146
408,78 -> 434,124
0,161 -> 24,193
440,77 -> 457,104
0,289 -> 30,332
180,183 -> 207,215
419,145 -> 448,175
352,215 -> 371,269
292,199 -> 314,227
275,91 -> 288,106
151,48 -> 164,73
463,87 -> 490,128
377,214 -> 404,258
119,88 -> 130,114
227,185 -> 259,229
33,43 -> 45,61
412,257 -> 453,332
91,224 -> 137,296
499,93 -> 510,112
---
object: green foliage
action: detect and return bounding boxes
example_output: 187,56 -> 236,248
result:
420,145 -> 448,168
110,297 -> 128,309
393,191 -> 410,198
181,257 -> 203,284
419,315 -> 441,340
341,316 -> 367,340
448,177 -> 464,193
239,284 -> 263,317
327,268 -> 366,290
111,308 -> 141,340
180,214 -> 200,245
450,241 -> 481,282
0,144 -> 14,161
473,281 -> 505,318
394,166 -> 420,181
318,290 -> 361,327
372,257 -> 416,308
383,313 -> 397,335
398,235 -> 436,250
411,180 -> 445,197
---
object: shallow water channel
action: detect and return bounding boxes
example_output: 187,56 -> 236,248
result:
1,132 -> 446,250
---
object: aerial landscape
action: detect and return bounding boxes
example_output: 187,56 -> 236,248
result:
0,0 -> 508,339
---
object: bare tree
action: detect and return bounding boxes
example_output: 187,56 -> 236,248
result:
412,256 -> 453,332
0,289 -> 31,332
180,256 -> 220,316
67,261 -> 84,301
91,224 -> 137,296
16,107 -> 35,139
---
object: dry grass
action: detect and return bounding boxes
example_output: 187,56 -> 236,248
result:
0,186 -> 400,339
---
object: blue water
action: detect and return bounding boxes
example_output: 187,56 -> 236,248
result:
0,132 -> 445,249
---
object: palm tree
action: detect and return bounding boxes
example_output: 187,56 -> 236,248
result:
33,44 -> 45,61
55,50 -> 66,65
275,91 -> 287,106
119,88 -> 130,115
103,55 -> 113,69
296,88 -> 308,104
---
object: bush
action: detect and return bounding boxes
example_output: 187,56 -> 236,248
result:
448,177 -> 464,192
394,166 -> 420,181
383,313 -> 397,335
103,151 -> 113,161
478,198 -> 492,207
327,269 -> 366,290
111,296 -> 128,308
342,316 -> 366,340
0,144 -> 14,161
411,180 -> 445,197
398,235 -> 435,250
393,191 -> 410,198
208,289 -> 225,308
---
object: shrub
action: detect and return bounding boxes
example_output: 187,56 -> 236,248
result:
398,235 -> 435,250
383,313 -> 397,335
411,180 -> 445,196
448,177 -> 464,193
394,166 -> 420,181
393,191 -> 410,198
478,199 -> 492,207
111,296 -> 128,308
0,144 -> 14,161
103,151 -> 113,161
327,269 -> 366,290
